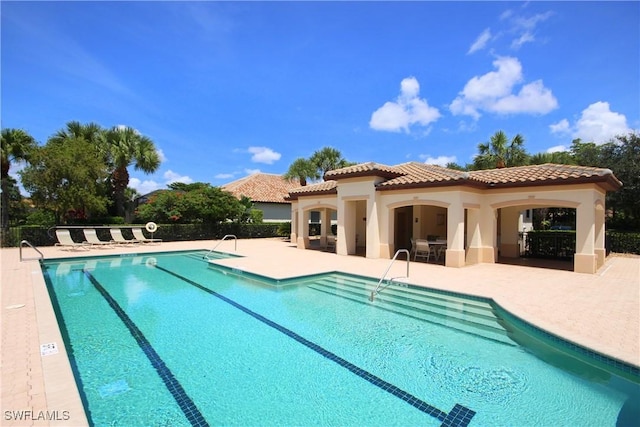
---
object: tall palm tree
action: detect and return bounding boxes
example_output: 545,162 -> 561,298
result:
310,147 -> 352,178
284,157 -> 317,186
473,130 -> 528,169
50,121 -> 105,145
1,128 -> 37,232
107,126 -> 161,217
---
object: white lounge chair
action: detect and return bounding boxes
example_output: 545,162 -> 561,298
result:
413,239 -> 438,262
82,229 -> 114,248
54,229 -> 89,251
109,228 -> 140,244
132,228 -> 162,244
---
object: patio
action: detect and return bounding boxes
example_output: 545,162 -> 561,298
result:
1,238 -> 638,426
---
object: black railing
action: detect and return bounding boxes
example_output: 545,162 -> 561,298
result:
522,231 -> 576,260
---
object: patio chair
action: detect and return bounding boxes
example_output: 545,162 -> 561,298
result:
325,235 -> 336,252
132,228 -> 162,244
109,228 -> 140,245
82,229 -> 114,248
414,239 -> 438,262
54,229 -> 89,251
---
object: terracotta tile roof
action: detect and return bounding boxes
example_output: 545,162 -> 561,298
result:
289,161 -> 621,197
377,162 -> 471,188
324,162 -> 404,180
222,173 -> 301,204
376,162 -> 621,191
286,180 -> 337,199
468,163 -> 621,188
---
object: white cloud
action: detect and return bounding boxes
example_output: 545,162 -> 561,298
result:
248,146 -> 281,164
244,168 -> 261,175
546,145 -> 568,153
574,102 -> 632,143
129,170 -> 192,195
419,155 -> 457,166
511,31 -> 535,49
214,173 -> 234,180
449,56 -> 557,119
490,80 -> 558,114
164,170 -> 193,184
370,77 -> 441,133
508,11 -> 554,50
129,178 -> 161,195
468,28 -> 492,54
549,119 -> 570,134
549,102 -> 632,144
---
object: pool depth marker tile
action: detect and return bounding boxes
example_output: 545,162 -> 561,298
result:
155,264 -> 476,427
83,270 -> 209,427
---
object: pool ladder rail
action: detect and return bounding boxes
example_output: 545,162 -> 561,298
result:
203,234 -> 237,260
370,249 -> 410,301
20,240 -> 44,262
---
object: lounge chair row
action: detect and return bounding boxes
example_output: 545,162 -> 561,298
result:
55,228 -> 161,251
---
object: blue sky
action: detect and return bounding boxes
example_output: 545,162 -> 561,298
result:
2,1 -> 638,195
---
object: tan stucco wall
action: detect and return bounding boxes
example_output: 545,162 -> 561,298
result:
292,181 -> 608,273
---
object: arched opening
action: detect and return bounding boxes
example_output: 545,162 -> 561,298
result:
391,202 -> 448,264
496,203 -> 577,271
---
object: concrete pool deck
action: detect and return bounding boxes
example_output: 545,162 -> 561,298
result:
2,237 -> 639,426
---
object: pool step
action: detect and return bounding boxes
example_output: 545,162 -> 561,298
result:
307,275 -> 514,346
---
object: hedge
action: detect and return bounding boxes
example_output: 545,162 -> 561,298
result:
1,223 -> 289,248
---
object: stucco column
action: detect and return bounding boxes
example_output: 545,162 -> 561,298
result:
379,203 -> 393,258
297,209 -> 311,249
320,208 -> 329,247
575,201 -> 596,274
500,207 -> 521,258
290,203 -> 298,244
445,203 -> 465,268
366,197 -> 380,259
465,208 -> 481,264
594,201 -> 606,269
336,196 -> 347,255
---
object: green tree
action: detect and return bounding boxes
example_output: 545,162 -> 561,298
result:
569,139 -> 601,167
445,162 -> 467,171
284,157 -> 317,186
472,131 -> 529,170
284,146 -> 354,185
529,150 -> 575,165
50,121 -> 106,148
1,128 -> 37,234
599,133 -> 640,229
20,136 -> 109,223
136,183 -> 244,224
106,126 -> 161,218
310,147 -> 353,179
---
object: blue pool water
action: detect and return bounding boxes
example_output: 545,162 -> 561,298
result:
42,251 -> 639,426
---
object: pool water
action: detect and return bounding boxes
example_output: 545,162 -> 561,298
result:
43,251 -> 639,426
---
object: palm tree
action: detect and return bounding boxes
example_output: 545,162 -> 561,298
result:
310,147 -> 352,178
107,126 -> 161,217
284,157 -> 317,186
50,121 -> 105,145
473,131 -> 529,170
1,128 -> 37,233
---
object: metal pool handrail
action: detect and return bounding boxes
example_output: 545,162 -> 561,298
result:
203,234 -> 237,259
370,249 -> 410,301
20,240 -> 44,262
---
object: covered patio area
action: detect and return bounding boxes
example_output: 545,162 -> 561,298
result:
288,162 -> 622,274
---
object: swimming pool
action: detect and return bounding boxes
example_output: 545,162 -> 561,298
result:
42,250 -> 639,426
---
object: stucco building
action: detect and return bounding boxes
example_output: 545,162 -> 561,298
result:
287,162 -> 622,274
